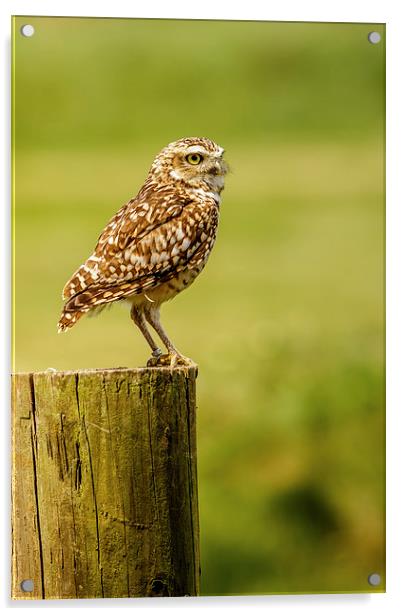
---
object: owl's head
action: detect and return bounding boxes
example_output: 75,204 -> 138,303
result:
150,137 -> 228,193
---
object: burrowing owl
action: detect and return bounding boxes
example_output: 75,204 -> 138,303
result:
58,137 -> 228,367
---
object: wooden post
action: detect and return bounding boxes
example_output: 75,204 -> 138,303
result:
11,366 -> 200,599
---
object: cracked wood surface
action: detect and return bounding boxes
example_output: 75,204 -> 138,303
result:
11,367 -> 200,599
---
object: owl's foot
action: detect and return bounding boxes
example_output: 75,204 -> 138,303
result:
146,351 -> 196,369
168,352 -> 196,370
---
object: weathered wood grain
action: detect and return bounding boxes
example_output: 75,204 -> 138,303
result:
11,367 -> 199,599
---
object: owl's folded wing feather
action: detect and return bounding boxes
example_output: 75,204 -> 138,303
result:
62,187 -> 189,301
60,189 -> 215,314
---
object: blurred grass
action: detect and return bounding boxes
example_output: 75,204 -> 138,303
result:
13,17 -> 385,594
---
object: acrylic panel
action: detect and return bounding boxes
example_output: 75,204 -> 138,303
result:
12,16 -> 385,598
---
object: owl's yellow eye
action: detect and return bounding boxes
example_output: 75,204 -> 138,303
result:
186,153 -> 203,165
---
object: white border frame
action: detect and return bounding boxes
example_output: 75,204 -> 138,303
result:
2,2 -> 401,614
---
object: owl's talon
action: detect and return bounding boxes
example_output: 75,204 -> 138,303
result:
168,353 -> 198,376
169,354 -> 178,369
169,353 -> 197,370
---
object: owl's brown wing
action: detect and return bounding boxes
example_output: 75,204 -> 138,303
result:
95,185 -> 187,253
61,187 -> 216,315
62,185 -> 189,301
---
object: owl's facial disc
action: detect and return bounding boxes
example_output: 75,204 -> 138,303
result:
170,145 -> 227,190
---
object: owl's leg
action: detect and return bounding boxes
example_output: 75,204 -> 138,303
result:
130,304 -> 162,360
143,304 -> 194,368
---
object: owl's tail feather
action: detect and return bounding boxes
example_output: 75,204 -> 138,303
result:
57,282 -> 146,333
57,308 -> 86,333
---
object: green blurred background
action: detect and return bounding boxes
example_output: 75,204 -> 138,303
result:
13,17 -> 385,594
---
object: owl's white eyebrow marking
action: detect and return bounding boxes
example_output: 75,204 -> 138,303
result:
185,146 -> 208,155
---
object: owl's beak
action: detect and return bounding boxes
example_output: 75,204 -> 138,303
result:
210,159 -> 229,176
